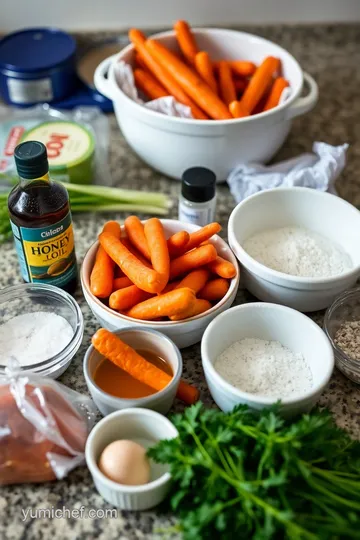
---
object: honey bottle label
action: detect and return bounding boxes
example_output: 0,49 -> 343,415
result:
10,212 -> 77,287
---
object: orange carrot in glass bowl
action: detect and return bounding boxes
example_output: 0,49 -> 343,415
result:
113,276 -> 133,290
167,230 -> 190,257
99,232 -> 164,294
124,216 -> 151,261
208,256 -> 237,279
170,244 -> 217,280
240,56 -> 281,113
126,287 -> 195,320
263,77 -> 290,111
144,218 -> 170,290
134,69 -> 168,100
145,39 -> 232,120
195,51 -> 218,94
198,278 -> 230,301
218,61 -> 237,106
90,221 -> 121,298
170,298 -> 212,321
109,285 -> 152,311
92,328 -> 199,405
174,20 -> 198,65
229,100 -> 250,119
129,29 -> 208,120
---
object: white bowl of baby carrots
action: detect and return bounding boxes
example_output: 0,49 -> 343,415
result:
81,218 -> 239,349
94,21 -> 318,181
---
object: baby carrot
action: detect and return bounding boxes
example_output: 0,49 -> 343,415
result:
134,69 -> 168,100
145,39 -> 232,120
144,218 -> 170,290
218,61 -> 237,106
174,20 -> 198,65
127,287 -> 195,320
263,77 -> 290,111
241,56 -> 281,113
109,285 -> 152,311
170,244 -> 217,280
124,216 -> 151,260
184,222 -> 222,252
167,230 -> 190,257
121,237 -> 152,268
113,276 -> 133,290
213,60 -> 256,77
170,298 -> 212,321
208,256 -> 237,279
229,100 -> 250,119
129,29 -> 208,120
90,221 -> 121,298
195,51 -> 218,94
175,268 -> 210,293
198,278 -> 230,301
92,328 -> 199,405
99,232 -> 164,294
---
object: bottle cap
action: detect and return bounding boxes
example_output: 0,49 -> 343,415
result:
181,167 -> 216,203
14,141 -> 49,179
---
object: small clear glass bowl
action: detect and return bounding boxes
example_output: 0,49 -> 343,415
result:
324,288 -> 360,384
0,283 -> 84,379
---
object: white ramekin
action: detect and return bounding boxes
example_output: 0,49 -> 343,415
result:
85,408 -> 178,510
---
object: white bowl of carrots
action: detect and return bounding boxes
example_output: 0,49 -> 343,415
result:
94,21 -> 318,181
81,218 -> 239,349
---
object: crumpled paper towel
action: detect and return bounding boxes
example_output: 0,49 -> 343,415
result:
113,61 -> 193,118
227,142 -> 349,202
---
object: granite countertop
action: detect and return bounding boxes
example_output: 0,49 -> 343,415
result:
1,23 -> 360,540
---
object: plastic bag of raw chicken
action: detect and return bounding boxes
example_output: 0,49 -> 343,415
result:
0,361 -> 97,485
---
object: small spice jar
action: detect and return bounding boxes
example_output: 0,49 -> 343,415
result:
178,167 -> 216,226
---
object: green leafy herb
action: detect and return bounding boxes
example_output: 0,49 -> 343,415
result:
148,403 -> 360,539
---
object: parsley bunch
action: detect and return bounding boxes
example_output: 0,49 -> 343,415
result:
149,403 -> 360,539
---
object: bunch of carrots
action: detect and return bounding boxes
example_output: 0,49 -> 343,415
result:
128,20 -> 290,120
90,217 -> 237,321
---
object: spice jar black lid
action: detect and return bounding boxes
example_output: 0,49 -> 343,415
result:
14,141 -> 49,179
181,167 -> 216,203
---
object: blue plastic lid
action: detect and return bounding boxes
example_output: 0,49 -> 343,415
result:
0,28 -> 76,73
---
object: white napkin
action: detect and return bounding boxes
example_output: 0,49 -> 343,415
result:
113,61 -> 193,118
227,142 -> 349,202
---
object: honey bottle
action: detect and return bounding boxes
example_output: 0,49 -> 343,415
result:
8,141 -> 78,294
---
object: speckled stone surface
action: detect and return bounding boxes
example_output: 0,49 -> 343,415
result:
1,23 -> 360,540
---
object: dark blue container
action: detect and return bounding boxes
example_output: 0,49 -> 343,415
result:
0,28 -> 77,107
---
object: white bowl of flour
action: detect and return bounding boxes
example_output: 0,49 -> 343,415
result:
228,187 -> 360,311
201,303 -> 334,415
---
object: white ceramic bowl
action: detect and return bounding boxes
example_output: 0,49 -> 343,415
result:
228,188 -> 360,312
81,219 -> 239,349
85,408 -> 178,510
84,327 -> 182,416
94,28 -> 318,181
201,302 -> 334,416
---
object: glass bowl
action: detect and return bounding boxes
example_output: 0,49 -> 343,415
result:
324,288 -> 360,384
0,283 -> 84,379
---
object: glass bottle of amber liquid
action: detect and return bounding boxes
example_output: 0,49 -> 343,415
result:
8,141 -> 78,294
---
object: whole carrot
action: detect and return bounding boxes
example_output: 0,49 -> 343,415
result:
184,222 -> 222,253
170,298 -> 212,321
195,51 -> 217,94
144,218 -> 170,290
175,268 -> 210,293
229,100 -> 249,119
170,244 -> 217,280
127,287 -> 195,320
90,221 -> 121,298
109,285 -> 152,311
145,39 -> 232,120
124,216 -> 151,260
129,29 -> 208,120
92,328 -> 199,405
113,276 -> 133,290
263,77 -> 290,111
198,278 -> 230,301
241,56 -> 281,113
99,232 -> 163,294
213,60 -> 256,77
167,230 -> 190,257
208,256 -> 237,279
174,20 -> 198,65
134,69 -> 168,100
218,61 -> 237,106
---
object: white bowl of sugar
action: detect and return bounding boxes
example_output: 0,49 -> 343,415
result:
228,187 -> 360,312
201,303 -> 334,416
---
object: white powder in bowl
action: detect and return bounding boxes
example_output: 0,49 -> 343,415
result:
0,311 -> 74,367
214,338 -> 313,399
243,226 -> 352,278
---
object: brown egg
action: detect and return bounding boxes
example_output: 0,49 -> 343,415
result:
98,439 -> 151,485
